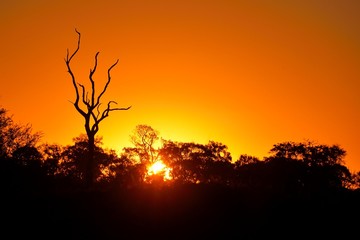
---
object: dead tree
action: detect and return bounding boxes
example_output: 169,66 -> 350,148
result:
65,29 -> 131,187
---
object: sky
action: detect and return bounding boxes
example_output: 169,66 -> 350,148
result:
1,0 -> 359,172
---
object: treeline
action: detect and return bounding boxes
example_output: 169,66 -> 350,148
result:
2,107 -> 360,239
1,108 -> 360,193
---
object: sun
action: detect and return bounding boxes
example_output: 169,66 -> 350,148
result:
146,160 -> 172,181
148,161 -> 166,174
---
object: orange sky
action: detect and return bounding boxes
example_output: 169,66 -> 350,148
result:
1,0 -> 359,172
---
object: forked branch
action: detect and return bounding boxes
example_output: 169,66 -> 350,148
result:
65,29 -> 131,136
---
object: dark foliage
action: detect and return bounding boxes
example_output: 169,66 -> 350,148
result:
1,109 -> 360,239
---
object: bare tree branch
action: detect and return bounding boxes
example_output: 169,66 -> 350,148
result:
65,29 -> 86,117
89,52 -> 99,107
96,59 -> 119,107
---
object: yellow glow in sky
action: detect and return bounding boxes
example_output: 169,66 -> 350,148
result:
1,0 -> 359,172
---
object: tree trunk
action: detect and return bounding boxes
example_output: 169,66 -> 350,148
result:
86,133 -> 95,188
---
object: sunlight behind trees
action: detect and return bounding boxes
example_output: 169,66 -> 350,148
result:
2,1 -> 360,237
145,160 -> 172,182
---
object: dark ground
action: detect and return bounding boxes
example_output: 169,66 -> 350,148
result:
2,183 -> 360,239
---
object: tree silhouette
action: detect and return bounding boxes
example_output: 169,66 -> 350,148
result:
39,143 -> 63,177
234,154 -> 260,168
159,140 -> 233,184
130,124 -> 160,164
265,141 -> 352,191
65,29 -> 131,187
58,134 -> 119,184
0,107 -> 41,158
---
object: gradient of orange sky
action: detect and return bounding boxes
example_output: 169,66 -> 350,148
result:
1,0 -> 359,172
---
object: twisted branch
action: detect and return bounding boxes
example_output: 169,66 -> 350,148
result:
65,29 -> 131,136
